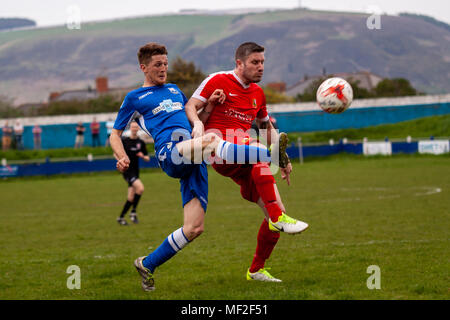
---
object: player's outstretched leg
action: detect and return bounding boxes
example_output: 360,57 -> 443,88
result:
134,256 -> 155,291
176,132 -> 271,164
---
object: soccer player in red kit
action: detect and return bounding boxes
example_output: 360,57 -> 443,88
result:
185,42 -> 309,282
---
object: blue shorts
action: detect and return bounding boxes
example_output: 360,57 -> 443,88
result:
157,142 -> 208,213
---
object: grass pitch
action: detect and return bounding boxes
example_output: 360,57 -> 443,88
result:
0,155 -> 449,300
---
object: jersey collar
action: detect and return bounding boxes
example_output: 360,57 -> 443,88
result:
232,70 -> 250,89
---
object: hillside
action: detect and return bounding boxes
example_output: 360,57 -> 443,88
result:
0,18 -> 36,31
0,8 -> 449,105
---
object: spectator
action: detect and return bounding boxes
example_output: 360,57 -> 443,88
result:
90,117 -> 101,147
13,119 -> 24,150
74,122 -> 85,148
2,121 -> 13,151
32,124 -> 42,150
105,117 -> 114,147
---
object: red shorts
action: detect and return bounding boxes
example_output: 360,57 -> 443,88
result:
211,131 -> 267,203
212,162 -> 269,203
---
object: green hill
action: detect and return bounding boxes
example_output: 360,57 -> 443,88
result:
1,8 -> 449,105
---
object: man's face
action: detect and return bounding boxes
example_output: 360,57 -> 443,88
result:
141,54 -> 168,86
130,122 -> 140,135
239,52 -> 265,84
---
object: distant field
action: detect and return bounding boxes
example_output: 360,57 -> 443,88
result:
1,115 -> 448,161
0,155 -> 448,300
288,114 -> 450,144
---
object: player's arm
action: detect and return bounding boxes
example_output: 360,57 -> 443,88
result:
110,129 -> 130,172
256,117 -> 278,146
198,90 -> 225,123
185,89 -> 225,138
185,97 -> 207,137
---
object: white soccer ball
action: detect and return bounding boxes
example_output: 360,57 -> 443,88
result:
316,77 -> 353,114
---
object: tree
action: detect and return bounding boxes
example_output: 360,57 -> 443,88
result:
294,77 -> 327,102
346,78 -> 374,99
0,95 -> 24,118
263,87 -> 295,104
374,78 -> 418,97
167,56 -> 206,98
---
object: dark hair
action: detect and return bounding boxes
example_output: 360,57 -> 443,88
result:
137,42 -> 168,65
235,42 -> 265,62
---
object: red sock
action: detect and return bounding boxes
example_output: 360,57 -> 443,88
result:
249,219 -> 280,273
251,164 -> 282,221
264,201 -> 282,222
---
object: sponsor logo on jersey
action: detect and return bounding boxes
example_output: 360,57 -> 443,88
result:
168,87 -> 179,94
152,99 -> 183,115
224,109 -> 254,124
138,91 -> 153,100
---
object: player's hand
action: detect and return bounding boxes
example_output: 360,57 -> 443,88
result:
280,162 -> 292,186
116,156 -> 130,173
136,152 -> 144,158
192,120 -> 204,138
208,89 -> 226,104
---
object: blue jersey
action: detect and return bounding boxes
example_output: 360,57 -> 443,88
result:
113,84 -> 192,152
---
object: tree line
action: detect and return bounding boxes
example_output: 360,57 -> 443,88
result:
0,57 -> 421,118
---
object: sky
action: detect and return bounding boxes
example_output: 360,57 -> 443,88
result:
2,0 -> 449,27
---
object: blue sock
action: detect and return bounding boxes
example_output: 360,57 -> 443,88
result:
142,227 -> 190,273
217,141 -> 271,164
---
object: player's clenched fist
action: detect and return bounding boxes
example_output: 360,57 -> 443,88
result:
116,156 -> 130,173
209,89 -> 226,104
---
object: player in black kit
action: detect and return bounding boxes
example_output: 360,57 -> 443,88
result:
117,121 -> 150,225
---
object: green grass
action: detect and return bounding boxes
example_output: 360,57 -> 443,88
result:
288,114 -> 450,144
0,155 -> 449,300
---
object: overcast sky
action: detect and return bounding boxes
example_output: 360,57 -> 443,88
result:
2,0 -> 449,27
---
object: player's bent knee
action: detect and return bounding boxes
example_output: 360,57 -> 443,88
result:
183,224 -> 204,240
251,163 -> 275,184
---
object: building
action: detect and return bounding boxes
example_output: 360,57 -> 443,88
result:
285,71 -> 383,97
48,77 -> 137,102
266,82 -> 287,93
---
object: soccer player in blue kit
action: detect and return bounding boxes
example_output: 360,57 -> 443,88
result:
110,42 -> 288,291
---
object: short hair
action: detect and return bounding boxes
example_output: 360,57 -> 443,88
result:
137,42 -> 168,65
235,42 -> 265,62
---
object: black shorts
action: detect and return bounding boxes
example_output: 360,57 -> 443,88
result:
123,170 -> 139,187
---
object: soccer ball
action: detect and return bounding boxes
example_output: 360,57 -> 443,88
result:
316,77 -> 353,114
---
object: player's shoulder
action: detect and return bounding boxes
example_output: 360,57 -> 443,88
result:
249,83 -> 265,95
122,87 -> 148,102
205,70 -> 234,82
165,83 -> 184,93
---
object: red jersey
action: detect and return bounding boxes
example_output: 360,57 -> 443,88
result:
192,70 -> 269,143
